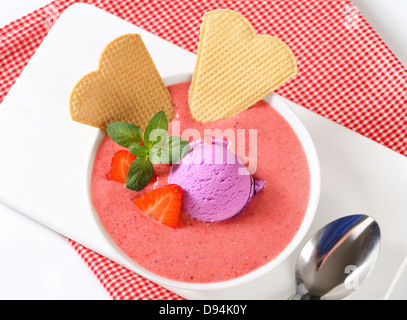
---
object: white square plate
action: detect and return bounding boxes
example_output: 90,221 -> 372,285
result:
0,3 -> 406,299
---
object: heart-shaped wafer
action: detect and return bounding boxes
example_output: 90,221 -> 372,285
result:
70,34 -> 173,130
189,10 -> 297,122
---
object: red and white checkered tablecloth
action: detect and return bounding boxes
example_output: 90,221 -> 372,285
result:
1,0 -> 406,300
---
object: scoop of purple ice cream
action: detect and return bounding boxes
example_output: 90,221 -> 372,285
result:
169,139 -> 263,222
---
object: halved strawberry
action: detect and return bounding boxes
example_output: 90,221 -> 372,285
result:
133,184 -> 183,228
108,150 -> 136,183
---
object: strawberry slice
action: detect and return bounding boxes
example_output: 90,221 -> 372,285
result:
133,184 -> 183,228
108,150 -> 136,183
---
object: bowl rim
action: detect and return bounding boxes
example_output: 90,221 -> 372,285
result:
88,72 -> 321,291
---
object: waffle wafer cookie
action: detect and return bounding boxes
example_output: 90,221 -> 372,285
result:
70,34 -> 173,130
189,9 -> 297,122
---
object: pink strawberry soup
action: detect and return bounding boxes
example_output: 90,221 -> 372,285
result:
90,82 -> 310,283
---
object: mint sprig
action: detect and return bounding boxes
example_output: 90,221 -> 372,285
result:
106,111 -> 190,191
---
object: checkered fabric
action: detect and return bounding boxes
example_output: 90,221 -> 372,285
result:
1,0 -> 406,299
67,239 -> 181,300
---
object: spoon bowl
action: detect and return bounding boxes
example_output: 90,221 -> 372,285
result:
290,214 -> 381,300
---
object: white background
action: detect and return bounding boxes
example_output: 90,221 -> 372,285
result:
0,0 -> 406,299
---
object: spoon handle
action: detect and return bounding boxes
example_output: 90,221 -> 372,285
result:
288,290 -> 313,300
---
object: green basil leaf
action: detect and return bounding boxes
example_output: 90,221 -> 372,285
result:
106,121 -> 143,149
126,156 -> 154,191
149,136 -> 190,164
143,111 -> 168,148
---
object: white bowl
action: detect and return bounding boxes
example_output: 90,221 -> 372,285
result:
89,72 -> 321,291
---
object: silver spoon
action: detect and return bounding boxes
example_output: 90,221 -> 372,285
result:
289,214 -> 381,300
